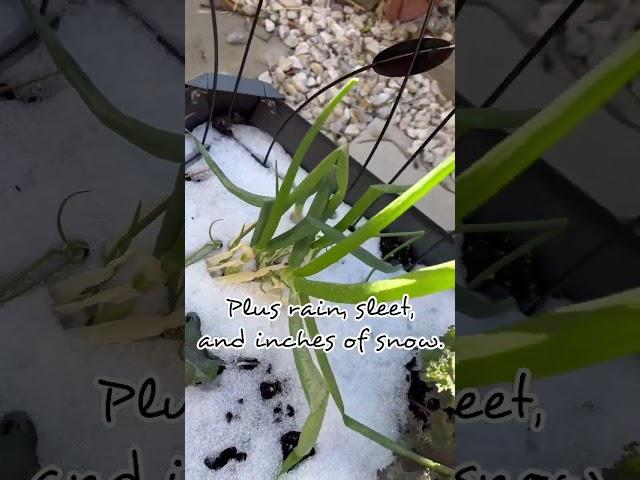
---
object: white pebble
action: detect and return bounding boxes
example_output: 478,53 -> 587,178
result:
258,71 -> 273,84
226,31 -> 245,45
371,92 -> 391,107
264,19 -> 275,33
345,124 -> 360,136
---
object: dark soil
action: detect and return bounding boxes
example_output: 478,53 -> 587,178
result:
273,402 -> 296,423
462,231 -> 546,310
280,431 -> 316,466
260,381 -> 282,400
0,83 -> 16,100
405,357 -> 431,424
379,235 -> 419,271
204,447 -> 247,471
0,84 -> 39,103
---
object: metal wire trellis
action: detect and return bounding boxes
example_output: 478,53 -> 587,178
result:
199,0 -> 589,274
259,43 -> 454,168
201,1 -> 219,145
226,0 -> 265,122
199,0 -> 456,215
481,0 -> 586,108
197,2 -> 456,273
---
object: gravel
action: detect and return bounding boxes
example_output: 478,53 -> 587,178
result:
231,0 -> 455,172
528,0 -> 640,96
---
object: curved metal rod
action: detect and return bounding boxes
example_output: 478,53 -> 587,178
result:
389,108 -> 454,184
348,2 -> 436,192
482,0 -> 585,107
261,64 -> 369,166
201,2 -> 219,144
259,44 -> 454,167
227,0 -> 264,121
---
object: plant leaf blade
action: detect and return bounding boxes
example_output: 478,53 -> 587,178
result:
19,0 -> 183,163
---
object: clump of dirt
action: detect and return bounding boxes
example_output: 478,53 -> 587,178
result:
405,357 -> 432,423
273,403 -> 296,423
204,447 -> 247,470
462,231 -> 546,310
280,430 -> 316,465
260,380 -> 282,400
380,235 -> 419,271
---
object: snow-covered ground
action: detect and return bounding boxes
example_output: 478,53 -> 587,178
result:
456,300 -> 640,476
1,1 -> 183,477
184,123 -> 454,479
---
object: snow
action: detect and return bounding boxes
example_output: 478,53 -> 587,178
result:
456,298 -> 640,475
185,123 -> 454,479
1,1 -> 183,477
0,1 -> 27,48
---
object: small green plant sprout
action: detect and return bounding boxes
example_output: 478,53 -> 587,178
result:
190,78 -> 456,476
0,191 -> 89,306
17,1 -> 185,344
185,219 -> 223,267
602,442 -> 640,480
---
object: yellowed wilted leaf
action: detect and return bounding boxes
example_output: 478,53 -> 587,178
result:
205,249 -> 236,268
49,250 -> 135,304
53,286 -> 140,315
207,259 -> 244,273
236,244 -> 255,262
67,309 -> 183,345
133,252 -> 165,290
219,264 -> 286,284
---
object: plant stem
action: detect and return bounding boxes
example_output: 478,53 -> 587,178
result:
106,198 -> 169,262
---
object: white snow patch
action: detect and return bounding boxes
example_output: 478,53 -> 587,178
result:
1,2 -> 183,477
457,304 -> 640,474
